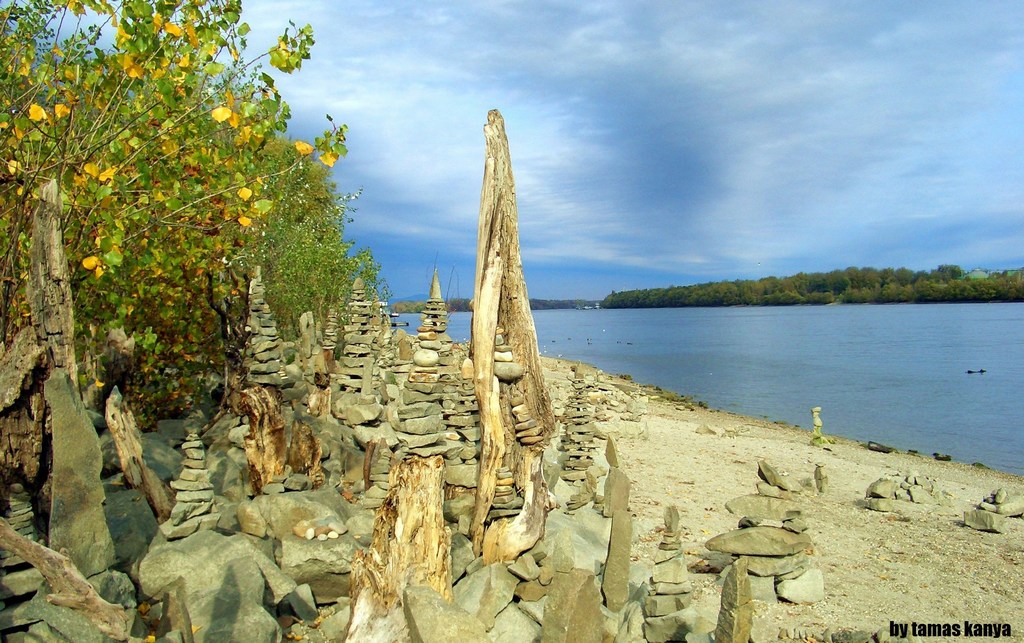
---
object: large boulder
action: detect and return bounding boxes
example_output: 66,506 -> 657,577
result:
541,569 -> 605,643
139,531 -> 295,643
453,563 -> 518,629
404,585 -> 489,643
279,533 -> 360,604
104,487 -> 161,582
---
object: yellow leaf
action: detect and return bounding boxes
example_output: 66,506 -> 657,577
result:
54,103 -> 70,118
237,187 -> 252,201
121,55 -> 144,79
94,265 -> 104,278
152,13 -> 164,29
94,379 -> 105,388
185,23 -> 198,47
164,23 -> 182,37
211,106 -> 232,123
83,162 -> 100,178
237,215 -> 252,227
82,256 -> 99,270
98,167 -> 116,183
6,160 -> 21,174
28,104 -> 46,121
179,52 -> 191,68
228,110 -> 240,129
320,151 -> 339,168
294,140 -> 314,156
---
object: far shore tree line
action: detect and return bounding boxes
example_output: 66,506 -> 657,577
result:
601,265 -> 1024,308
390,297 -> 598,314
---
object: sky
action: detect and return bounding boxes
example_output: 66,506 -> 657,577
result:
240,1 -> 1024,300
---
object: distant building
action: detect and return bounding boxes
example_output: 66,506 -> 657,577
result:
965,269 -> 990,280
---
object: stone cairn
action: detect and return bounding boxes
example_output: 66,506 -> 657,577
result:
644,507 -> 696,627
441,361 -> 480,490
488,466 -> 523,520
964,488 -> 1024,533
559,366 -> 598,485
159,432 -> 220,539
244,270 -> 286,388
809,405 -> 834,446
707,461 -> 824,605
1,485 -> 41,605
864,471 -> 953,512
361,441 -> 395,510
337,277 -> 381,396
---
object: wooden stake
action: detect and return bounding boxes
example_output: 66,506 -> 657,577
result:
105,386 -> 175,522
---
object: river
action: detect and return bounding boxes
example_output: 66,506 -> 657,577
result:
396,303 -> 1024,475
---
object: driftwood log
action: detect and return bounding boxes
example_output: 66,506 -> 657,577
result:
239,385 -> 287,494
347,455 -> 451,641
470,110 -> 557,561
0,517 -> 131,640
104,387 -> 175,522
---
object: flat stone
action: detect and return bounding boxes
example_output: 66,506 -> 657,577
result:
540,569 -> 604,643
490,603 -> 541,643
643,606 -> 716,643
453,563 -> 518,629
775,568 -> 825,604
995,497 -> 1024,517
705,527 -> 812,557
508,554 -> 541,582
964,509 -> 1006,533
404,585 -> 490,642
724,494 -> 802,521
740,553 -> 810,578
645,593 -> 691,617
865,498 -> 895,512
757,461 -> 802,493
652,557 -> 690,585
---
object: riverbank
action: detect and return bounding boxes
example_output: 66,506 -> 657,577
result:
542,357 -> 1024,640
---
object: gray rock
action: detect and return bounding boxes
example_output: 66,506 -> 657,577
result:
450,532 -> 476,582
509,553 -> 541,582
493,362 -> 525,382
963,509 -> 1006,533
100,431 -> 184,483
995,497 -> 1024,517
541,569 -> 604,643
908,486 -> 935,504
404,585 -> 490,643
343,402 -> 383,426
518,596 -> 547,625
740,553 -> 810,578
279,534 -> 360,603
453,563 -> 518,629
103,487 -> 160,582
756,461 -> 802,493
602,467 -> 631,517
775,568 -> 825,604
865,498 -> 895,512
652,557 -> 690,585
602,510 -> 632,612
0,567 -> 42,600
543,509 -> 611,575
139,531 -> 289,643
866,478 -> 898,499
46,370 -> 116,577
236,501 -> 268,538
490,603 -> 541,642
643,606 -> 715,643
286,584 -> 320,622
250,491 -> 349,540
748,575 -> 777,603
705,527 -> 812,556
645,593 -> 691,617
724,494 -> 802,521
713,558 -> 752,643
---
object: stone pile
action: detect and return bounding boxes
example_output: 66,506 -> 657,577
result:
488,466 -> 523,520
709,461 -> 824,605
362,441 -> 395,510
160,432 -> 220,539
337,277 -> 381,395
964,488 -> 1024,533
644,506 -> 698,638
245,271 -> 286,388
558,367 -> 598,485
441,372 -> 480,489
510,386 -> 544,448
1,486 -> 43,605
864,471 -> 953,512
492,326 -> 525,384
416,271 -> 456,370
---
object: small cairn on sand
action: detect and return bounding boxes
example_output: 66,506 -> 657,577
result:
244,270 -> 286,388
864,471 -> 953,512
809,406 -> 834,446
643,506 -> 710,642
159,432 -> 220,539
709,461 -> 824,605
965,488 -> 1024,533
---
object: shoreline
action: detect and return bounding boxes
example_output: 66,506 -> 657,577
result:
543,356 -> 1024,639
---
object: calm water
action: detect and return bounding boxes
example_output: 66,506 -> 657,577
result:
398,303 -> 1024,475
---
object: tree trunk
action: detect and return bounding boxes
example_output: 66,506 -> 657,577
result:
27,180 -> 77,389
0,517 -> 131,641
239,386 -> 287,494
470,110 -> 556,561
347,455 -> 451,642
206,269 -> 250,417
104,387 -> 175,522
0,327 -> 49,509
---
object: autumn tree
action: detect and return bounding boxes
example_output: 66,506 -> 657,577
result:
1,0 -> 352,418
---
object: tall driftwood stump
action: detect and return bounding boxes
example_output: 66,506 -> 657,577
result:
347,455 -> 451,641
239,386 -> 287,494
105,387 -> 175,522
470,110 -> 557,562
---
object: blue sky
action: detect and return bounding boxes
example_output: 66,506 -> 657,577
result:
242,1 -> 1024,300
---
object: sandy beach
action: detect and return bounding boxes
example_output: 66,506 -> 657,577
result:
545,357 -> 1024,641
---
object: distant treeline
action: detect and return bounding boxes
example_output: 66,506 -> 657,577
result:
601,265 -> 1024,308
391,298 -> 598,314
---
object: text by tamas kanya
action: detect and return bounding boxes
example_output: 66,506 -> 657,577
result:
889,621 -> 1012,638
